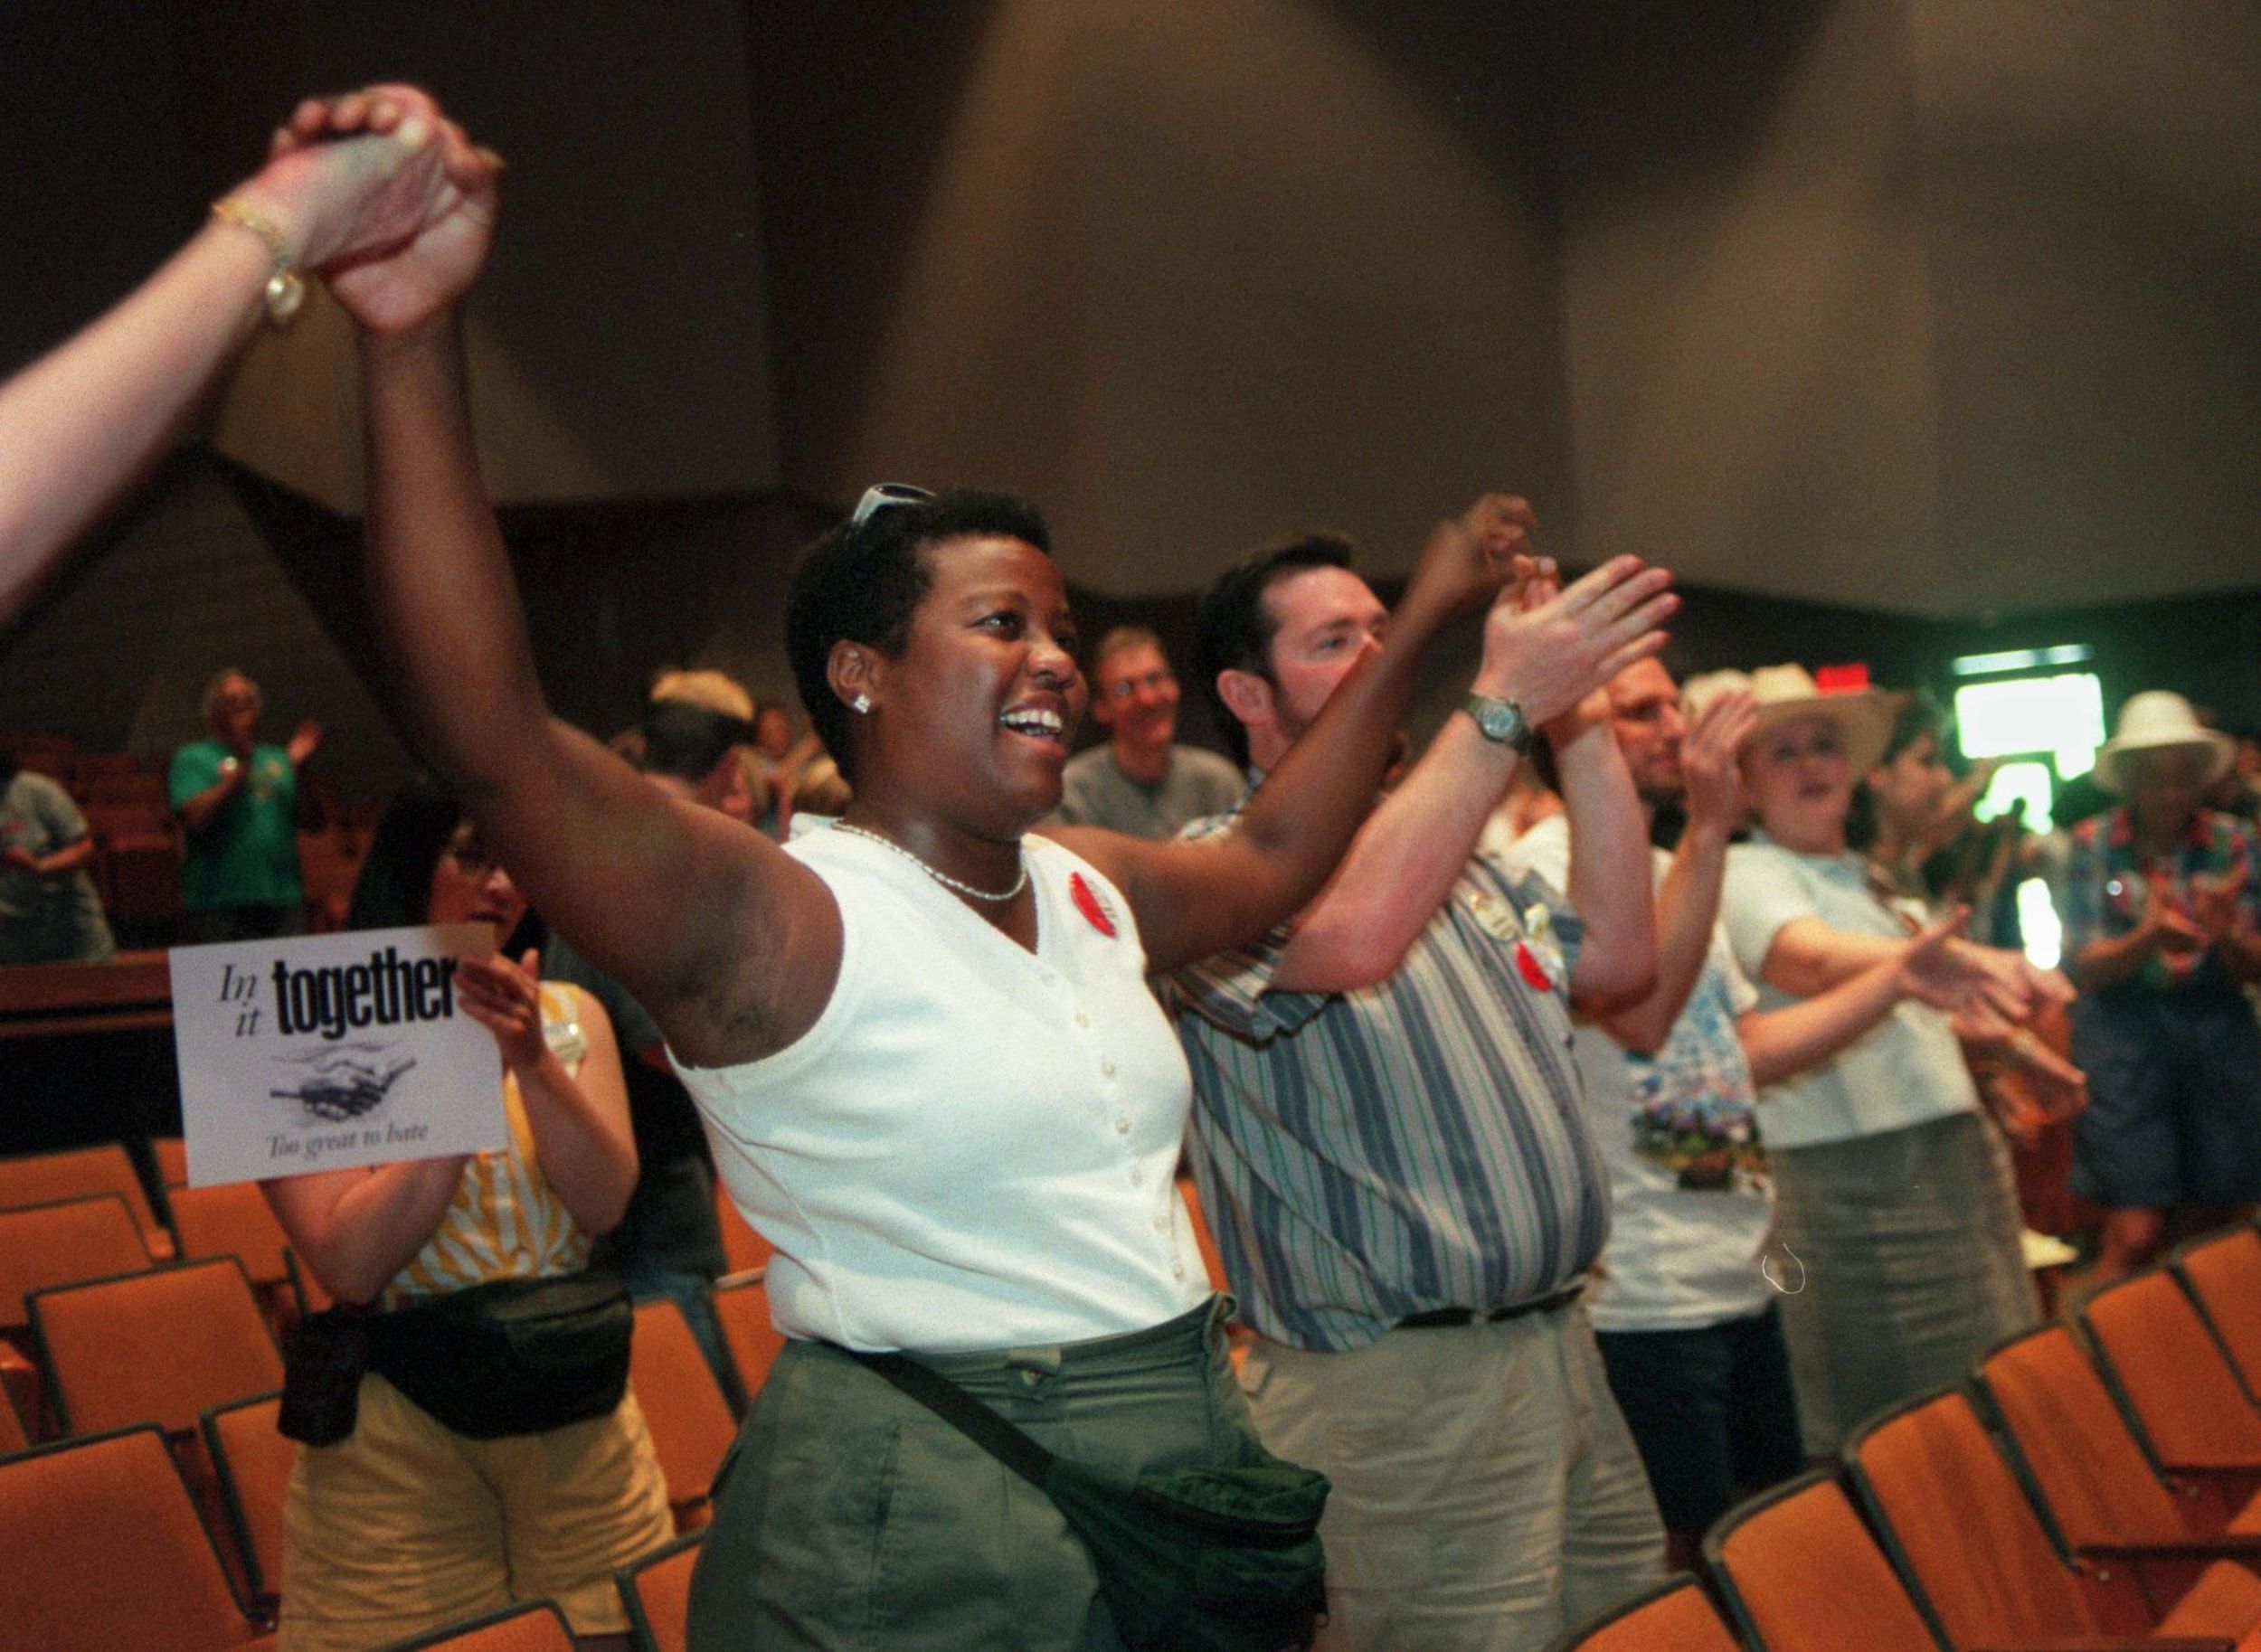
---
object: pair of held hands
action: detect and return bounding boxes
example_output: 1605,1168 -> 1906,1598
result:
230,84 -> 497,338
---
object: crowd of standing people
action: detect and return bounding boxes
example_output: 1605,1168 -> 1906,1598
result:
5,79 -> 2260,1652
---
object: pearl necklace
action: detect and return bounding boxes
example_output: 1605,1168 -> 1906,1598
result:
833,823 -> 1029,904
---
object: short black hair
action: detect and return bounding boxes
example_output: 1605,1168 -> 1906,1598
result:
786,489 -> 1051,785
347,776 -> 541,952
639,701 -> 752,784
1190,533 -> 1358,769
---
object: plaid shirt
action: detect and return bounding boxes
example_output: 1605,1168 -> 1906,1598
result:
2063,807 -> 2260,996
1166,786 -> 1609,1353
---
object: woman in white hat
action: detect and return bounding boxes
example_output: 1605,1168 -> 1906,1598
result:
1704,665 -> 2054,1456
2061,691 -> 2261,1281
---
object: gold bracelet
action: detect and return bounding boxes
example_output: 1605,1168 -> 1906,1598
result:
211,195 -> 307,325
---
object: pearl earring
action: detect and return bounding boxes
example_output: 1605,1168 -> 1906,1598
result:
851,694 -> 873,714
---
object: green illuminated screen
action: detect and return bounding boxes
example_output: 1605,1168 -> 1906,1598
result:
1954,673 -> 2105,780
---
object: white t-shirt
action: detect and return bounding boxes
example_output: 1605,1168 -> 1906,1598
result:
672,826 -> 1208,1352
1505,817 -> 1774,1330
1719,833 -> 1980,1149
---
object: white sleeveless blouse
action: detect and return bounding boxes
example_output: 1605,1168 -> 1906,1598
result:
671,826 -> 1208,1352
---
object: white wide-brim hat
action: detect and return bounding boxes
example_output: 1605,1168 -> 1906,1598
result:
1682,664 -> 1899,777
2093,690 -> 2233,795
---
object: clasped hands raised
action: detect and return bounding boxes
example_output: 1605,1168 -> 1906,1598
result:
241,84 -> 500,335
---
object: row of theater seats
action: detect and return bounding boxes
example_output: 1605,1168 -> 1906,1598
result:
1556,1222 -> 2261,1652
0,1423 -> 705,1652
0,1136 -> 789,1651
4,732 -> 379,933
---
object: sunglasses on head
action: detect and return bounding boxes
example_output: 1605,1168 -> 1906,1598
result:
849,483 -> 935,530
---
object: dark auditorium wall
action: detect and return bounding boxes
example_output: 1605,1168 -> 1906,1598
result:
744,1 -> 1576,599
1524,0 -> 2259,622
4,2 -> 2256,773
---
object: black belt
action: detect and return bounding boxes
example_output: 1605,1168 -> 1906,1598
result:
1396,1283 -> 1584,1331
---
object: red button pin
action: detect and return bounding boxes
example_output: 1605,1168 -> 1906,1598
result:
1070,872 -> 1117,938
1513,939 -> 1554,993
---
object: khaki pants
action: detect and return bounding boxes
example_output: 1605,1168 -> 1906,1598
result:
1239,1302 -> 1665,1652
279,1374 -> 674,1652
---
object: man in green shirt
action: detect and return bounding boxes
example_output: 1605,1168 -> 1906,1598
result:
169,668 -> 317,941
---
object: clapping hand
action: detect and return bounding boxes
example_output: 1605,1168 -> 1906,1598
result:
455,948 -> 549,1075
1681,688 -> 1756,837
1471,552 -> 1678,735
1893,906 -> 1974,1010
287,719 -> 322,767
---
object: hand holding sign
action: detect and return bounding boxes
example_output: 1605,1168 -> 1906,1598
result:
171,924 -> 508,1186
455,948 -> 550,1073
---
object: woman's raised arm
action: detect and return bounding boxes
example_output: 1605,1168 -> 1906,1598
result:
315,91 -> 835,1067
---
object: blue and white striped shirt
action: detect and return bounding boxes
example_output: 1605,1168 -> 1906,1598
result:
1168,792 -> 1611,1352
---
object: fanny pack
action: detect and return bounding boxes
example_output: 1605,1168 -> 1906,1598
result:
279,1272 -> 632,1445
848,1346 -> 1330,1652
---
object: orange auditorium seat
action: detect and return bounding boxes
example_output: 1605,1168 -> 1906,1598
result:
150,1136 -> 191,1188
201,1392 -> 292,1614
616,1531 -> 704,1652
1975,1323 -> 2261,1566
0,1143 -> 174,1258
29,1256 -> 283,1440
0,1193 -> 155,1430
0,1193 -> 153,1336
712,1270 -> 786,1413
0,1424 -> 273,1650
1705,1471 -> 1946,1652
2174,1227 -> 2261,1406
2083,1270 -> 2261,1499
168,1182 -> 300,1331
630,1298 -> 738,1532
1846,1385 -> 2261,1642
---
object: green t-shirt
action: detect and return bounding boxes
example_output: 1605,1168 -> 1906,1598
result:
168,739 -> 302,911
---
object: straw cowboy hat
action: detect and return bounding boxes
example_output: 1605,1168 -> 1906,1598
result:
1682,664 -> 1900,776
2093,690 -> 2233,795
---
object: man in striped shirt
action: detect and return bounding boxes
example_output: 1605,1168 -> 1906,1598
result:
1171,499 -> 1675,1652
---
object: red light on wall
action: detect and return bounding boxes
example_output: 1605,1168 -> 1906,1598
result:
1814,664 -> 1870,694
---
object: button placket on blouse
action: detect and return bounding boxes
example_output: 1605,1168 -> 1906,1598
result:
1055,924 -> 1190,1282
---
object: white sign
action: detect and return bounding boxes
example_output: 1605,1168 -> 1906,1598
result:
170,924 -> 508,1187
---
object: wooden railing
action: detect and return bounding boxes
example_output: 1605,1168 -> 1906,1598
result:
0,952 -> 174,1040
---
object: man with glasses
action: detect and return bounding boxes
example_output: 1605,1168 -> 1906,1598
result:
1047,627 -> 1244,838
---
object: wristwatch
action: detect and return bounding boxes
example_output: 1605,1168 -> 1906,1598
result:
1462,692 -> 1536,752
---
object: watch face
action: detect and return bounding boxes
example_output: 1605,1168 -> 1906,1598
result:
1468,695 -> 1530,747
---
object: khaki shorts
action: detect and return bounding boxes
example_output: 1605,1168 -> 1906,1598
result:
279,1371 -> 675,1652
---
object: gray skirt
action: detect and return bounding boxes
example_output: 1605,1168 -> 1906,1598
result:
686,1296 -> 1256,1651
1770,1109 -> 2038,1456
